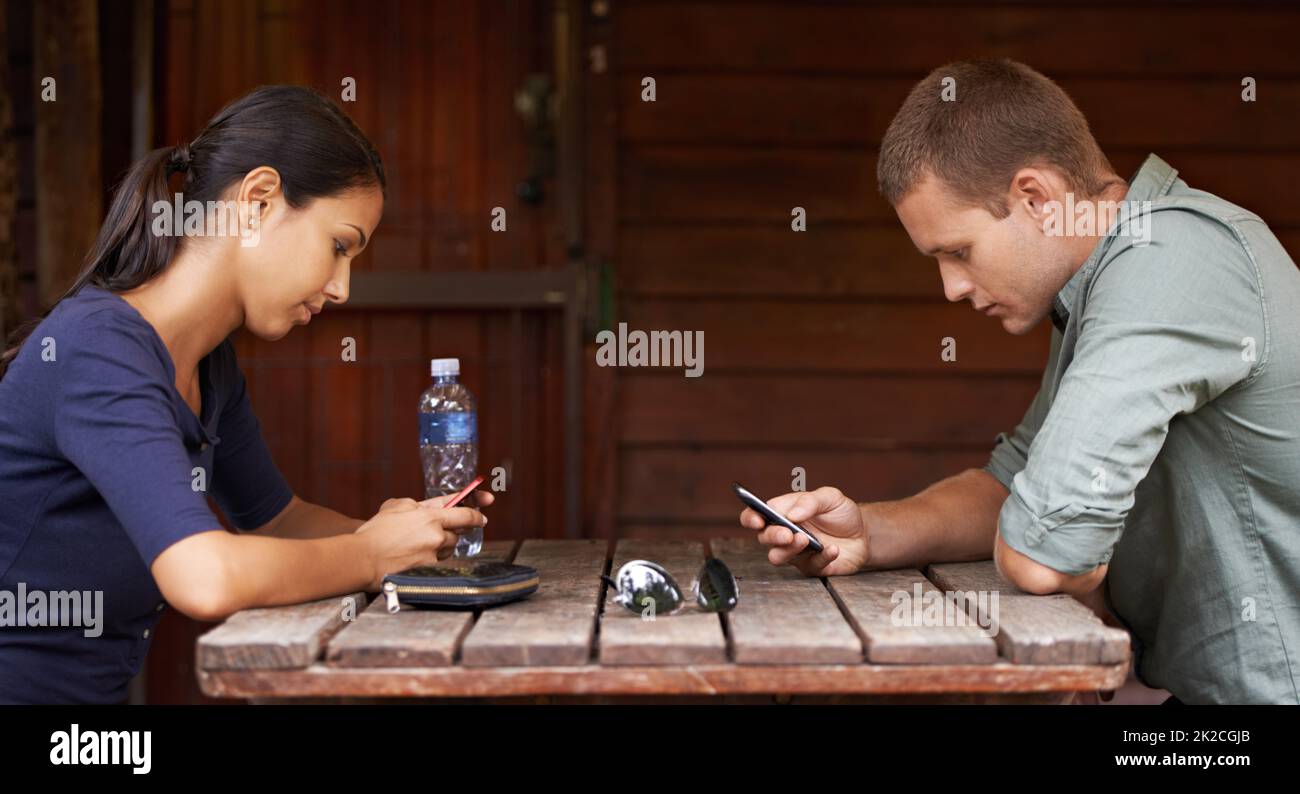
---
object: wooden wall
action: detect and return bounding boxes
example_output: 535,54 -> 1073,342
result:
594,1 -> 1300,540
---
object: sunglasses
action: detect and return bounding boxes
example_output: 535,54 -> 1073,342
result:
601,557 -> 739,616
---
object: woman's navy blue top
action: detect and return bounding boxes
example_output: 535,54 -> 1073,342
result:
0,285 -> 294,703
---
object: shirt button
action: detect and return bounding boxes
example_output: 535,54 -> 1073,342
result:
155,602 -> 165,612
199,442 -> 210,452
142,628 -> 151,639
1025,523 -> 1046,547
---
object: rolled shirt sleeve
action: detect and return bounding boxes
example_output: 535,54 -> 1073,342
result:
52,312 -> 224,567
997,212 -> 1265,575
209,341 -> 295,531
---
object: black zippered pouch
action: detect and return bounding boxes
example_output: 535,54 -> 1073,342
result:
381,561 -> 540,613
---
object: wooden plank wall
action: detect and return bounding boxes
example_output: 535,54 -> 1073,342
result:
148,0 -> 566,702
1,0 -> 138,334
0,0 -> 34,336
603,1 -> 1300,541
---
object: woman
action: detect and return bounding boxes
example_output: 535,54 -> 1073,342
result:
0,86 -> 490,704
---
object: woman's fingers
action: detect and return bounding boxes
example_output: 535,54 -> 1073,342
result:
419,490 -> 496,510
435,528 -> 461,551
427,505 -> 487,529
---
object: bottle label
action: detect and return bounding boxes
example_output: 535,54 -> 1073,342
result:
420,411 -> 476,445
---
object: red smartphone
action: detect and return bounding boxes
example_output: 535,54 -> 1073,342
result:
441,474 -> 486,509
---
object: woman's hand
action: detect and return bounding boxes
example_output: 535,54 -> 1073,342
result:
739,486 -> 869,577
355,491 -> 493,590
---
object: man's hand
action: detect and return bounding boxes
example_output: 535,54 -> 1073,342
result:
740,486 -> 869,576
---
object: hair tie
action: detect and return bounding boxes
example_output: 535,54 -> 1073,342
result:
166,145 -> 192,177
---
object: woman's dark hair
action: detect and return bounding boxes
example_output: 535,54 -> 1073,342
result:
0,84 -> 385,380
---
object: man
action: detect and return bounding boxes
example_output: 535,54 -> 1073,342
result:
739,59 -> 1300,704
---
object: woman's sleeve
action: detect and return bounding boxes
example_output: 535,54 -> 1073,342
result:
52,312 -> 224,567
209,341 -> 296,531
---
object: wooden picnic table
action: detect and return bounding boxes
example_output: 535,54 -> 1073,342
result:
196,537 -> 1131,704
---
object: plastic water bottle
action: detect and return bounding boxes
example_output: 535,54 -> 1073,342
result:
419,358 -> 481,557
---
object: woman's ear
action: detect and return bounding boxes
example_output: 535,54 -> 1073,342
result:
236,166 -> 283,228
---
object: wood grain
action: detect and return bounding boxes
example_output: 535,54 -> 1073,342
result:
197,592 -> 366,670
199,659 -> 1129,699
622,298 -> 1051,373
828,569 -> 999,664
619,226 -> 941,299
619,373 -> 1040,446
458,539 -> 607,666
197,538 -> 1132,699
324,540 -> 517,668
620,75 -> 1300,151
711,537 -> 862,664
926,561 -> 1131,665
619,448 -> 992,522
622,148 -> 1300,226
617,4 -> 1300,76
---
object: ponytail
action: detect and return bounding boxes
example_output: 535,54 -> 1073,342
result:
0,85 -> 385,382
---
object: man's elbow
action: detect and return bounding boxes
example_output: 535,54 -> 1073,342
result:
994,532 -> 1106,595
994,529 -> 1065,594
997,551 -> 1065,594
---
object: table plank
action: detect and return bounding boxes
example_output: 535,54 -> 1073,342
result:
459,539 -> 607,666
599,539 -> 729,665
827,569 -> 999,664
711,537 -> 862,664
324,541 -> 517,668
197,592 -> 365,670
926,561 -> 1130,665
198,659 -> 1129,699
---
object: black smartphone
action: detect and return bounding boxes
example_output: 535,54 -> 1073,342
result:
731,481 -> 824,553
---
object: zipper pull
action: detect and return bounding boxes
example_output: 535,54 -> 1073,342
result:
383,581 -> 401,614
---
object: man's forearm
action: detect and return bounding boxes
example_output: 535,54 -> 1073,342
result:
858,468 -> 1114,610
859,467 -> 1008,570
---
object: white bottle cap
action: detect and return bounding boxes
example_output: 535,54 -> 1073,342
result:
430,358 -> 460,377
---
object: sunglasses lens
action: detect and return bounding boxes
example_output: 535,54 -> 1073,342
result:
611,560 -> 683,615
693,557 -> 739,612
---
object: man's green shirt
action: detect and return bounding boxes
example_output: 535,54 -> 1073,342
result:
985,153 -> 1300,704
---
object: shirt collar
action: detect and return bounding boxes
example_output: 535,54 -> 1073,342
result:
1048,153 -> 1179,332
